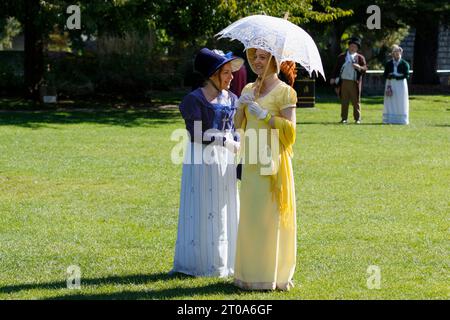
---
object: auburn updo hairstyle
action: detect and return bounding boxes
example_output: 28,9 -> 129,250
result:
279,61 -> 297,87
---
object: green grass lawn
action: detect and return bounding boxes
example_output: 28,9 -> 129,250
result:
0,94 -> 448,300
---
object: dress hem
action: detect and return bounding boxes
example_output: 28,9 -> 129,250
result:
234,278 -> 294,291
170,268 -> 234,278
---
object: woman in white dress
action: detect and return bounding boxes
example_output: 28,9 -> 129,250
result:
383,45 -> 410,125
170,48 -> 244,277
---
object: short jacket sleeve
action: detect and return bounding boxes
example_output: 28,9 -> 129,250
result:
179,93 -> 201,121
279,85 -> 297,110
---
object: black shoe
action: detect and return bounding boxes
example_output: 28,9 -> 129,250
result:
339,119 -> 348,124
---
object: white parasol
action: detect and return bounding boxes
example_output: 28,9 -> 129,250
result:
216,14 -> 325,80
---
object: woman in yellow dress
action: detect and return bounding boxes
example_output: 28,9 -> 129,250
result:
233,48 -> 298,290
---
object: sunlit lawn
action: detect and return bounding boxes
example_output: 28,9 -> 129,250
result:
0,94 -> 448,299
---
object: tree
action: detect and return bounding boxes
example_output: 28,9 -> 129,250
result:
156,0 -> 352,52
326,0 -> 450,84
1,0 -> 352,100
0,0 -> 162,101
317,1 -> 407,63
0,17 -> 21,50
391,0 -> 450,84
0,1 -> 42,100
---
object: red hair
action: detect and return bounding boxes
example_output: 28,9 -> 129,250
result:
280,61 -> 297,87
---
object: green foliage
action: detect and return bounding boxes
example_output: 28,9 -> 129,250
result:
218,0 -> 353,24
312,0 -> 450,73
0,17 -> 21,50
390,0 -> 450,24
157,0 -> 353,46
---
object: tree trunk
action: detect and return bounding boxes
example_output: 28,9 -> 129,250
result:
330,23 -> 345,59
412,15 -> 440,85
24,0 -> 44,100
325,23 -> 345,79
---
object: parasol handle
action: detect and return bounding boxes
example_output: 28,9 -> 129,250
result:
255,54 -> 272,99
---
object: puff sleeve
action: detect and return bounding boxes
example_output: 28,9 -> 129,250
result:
273,85 -> 297,153
179,93 -> 202,142
279,85 -> 297,111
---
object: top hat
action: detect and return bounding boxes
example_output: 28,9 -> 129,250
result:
348,37 -> 361,49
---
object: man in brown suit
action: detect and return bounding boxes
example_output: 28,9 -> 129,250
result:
330,37 -> 367,124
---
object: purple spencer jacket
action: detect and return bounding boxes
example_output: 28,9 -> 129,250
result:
179,88 -> 240,144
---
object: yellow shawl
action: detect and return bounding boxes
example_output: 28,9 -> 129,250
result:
271,116 -> 296,229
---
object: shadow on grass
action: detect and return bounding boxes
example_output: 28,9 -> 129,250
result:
296,121 -> 338,125
0,272 -> 244,299
316,95 -> 384,105
297,121 -> 384,126
357,122 -> 385,126
0,109 -> 181,128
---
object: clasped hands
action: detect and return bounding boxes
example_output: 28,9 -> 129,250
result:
389,72 -> 404,77
203,131 -> 240,154
237,92 -> 269,120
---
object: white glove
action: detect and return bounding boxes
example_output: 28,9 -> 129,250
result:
247,101 -> 268,120
223,131 -> 240,153
204,131 -> 240,153
224,138 -> 240,154
203,131 -> 225,144
237,92 -> 255,109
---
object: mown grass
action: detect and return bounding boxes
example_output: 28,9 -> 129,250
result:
0,94 -> 448,299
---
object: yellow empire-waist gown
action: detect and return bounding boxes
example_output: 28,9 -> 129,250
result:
234,82 -> 297,290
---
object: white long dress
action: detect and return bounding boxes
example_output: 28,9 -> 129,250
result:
171,140 -> 239,277
383,78 -> 409,125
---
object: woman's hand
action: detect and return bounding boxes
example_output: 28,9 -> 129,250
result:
247,101 -> 268,120
224,138 -> 240,154
237,92 -> 255,109
234,94 -> 250,129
